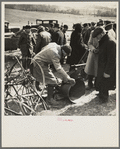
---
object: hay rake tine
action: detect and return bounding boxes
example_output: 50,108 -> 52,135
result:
5,107 -> 23,116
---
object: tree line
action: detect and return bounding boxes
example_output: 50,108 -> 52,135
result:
5,4 -> 116,17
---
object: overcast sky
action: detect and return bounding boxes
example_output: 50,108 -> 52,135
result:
36,2 -> 117,8
5,1 -> 118,9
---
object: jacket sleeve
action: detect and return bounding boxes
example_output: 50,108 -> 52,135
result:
34,34 -> 42,54
104,40 -> 116,75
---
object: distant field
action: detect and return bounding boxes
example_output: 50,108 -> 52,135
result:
5,8 -> 116,30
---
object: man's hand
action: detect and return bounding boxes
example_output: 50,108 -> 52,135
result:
84,44 -> 89,51
67,77 -> 76,86
17,48 -> 20,51
103,72 -> 110,78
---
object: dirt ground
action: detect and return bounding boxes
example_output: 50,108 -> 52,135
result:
35,85 -> 116,116
5,50 -> 117,116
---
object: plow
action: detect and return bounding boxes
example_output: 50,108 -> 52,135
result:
4,54 -> 87,116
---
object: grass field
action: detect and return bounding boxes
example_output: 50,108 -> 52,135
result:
5,8 -> 116,30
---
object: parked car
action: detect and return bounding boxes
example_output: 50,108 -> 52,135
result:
5,20 -> 20,51
30,19 -> 58,28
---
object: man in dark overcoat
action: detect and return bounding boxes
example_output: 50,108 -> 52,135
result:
18,25 -> 35,69
67,23 -> 88,66
62,24 -> 68,45
48,23 -> 55,42
52,23 -> 64,45
92,27 -> 116,103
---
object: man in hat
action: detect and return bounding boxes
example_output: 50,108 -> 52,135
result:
18,25 -> 35,69
52,23 -> 64,45
83,22 -> 96,45
67,23 -> 88,66
62,24 -> 68,45
92,27 -> 116,103
82,23 -> 89,39
48,23 -> 55,42
31,42 -> 75,106
35,25 -> 51,54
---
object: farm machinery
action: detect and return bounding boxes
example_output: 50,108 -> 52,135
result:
4,54 -> 87,116
4,19 -> 87,115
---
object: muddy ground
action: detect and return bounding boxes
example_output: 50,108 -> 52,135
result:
5,50 -> 117,116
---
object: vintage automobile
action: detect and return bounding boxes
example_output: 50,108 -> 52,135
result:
5,20 -> 21,51
5,20 -> 20,33
30,19 -> 58,29
5,19 -> 59,51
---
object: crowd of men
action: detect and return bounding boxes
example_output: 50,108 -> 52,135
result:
17,18 -> 116,106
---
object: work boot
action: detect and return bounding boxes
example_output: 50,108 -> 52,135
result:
46,84 -> 60,106
98,90 -> 109,103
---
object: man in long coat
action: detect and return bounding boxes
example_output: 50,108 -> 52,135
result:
67,23 -> 87,66
92,27 -> 116,103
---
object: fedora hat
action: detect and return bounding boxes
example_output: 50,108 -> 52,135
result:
92,27 -> 106,38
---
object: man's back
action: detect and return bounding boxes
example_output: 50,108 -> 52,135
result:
52,30 -> 64,45
35,31 -> 51,54
33,42 -> 61,66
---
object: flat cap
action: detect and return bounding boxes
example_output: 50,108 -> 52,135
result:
92,27 -> 105,38
37,26 -> 45,32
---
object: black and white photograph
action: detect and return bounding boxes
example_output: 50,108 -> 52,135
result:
2,1 -> 119,147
